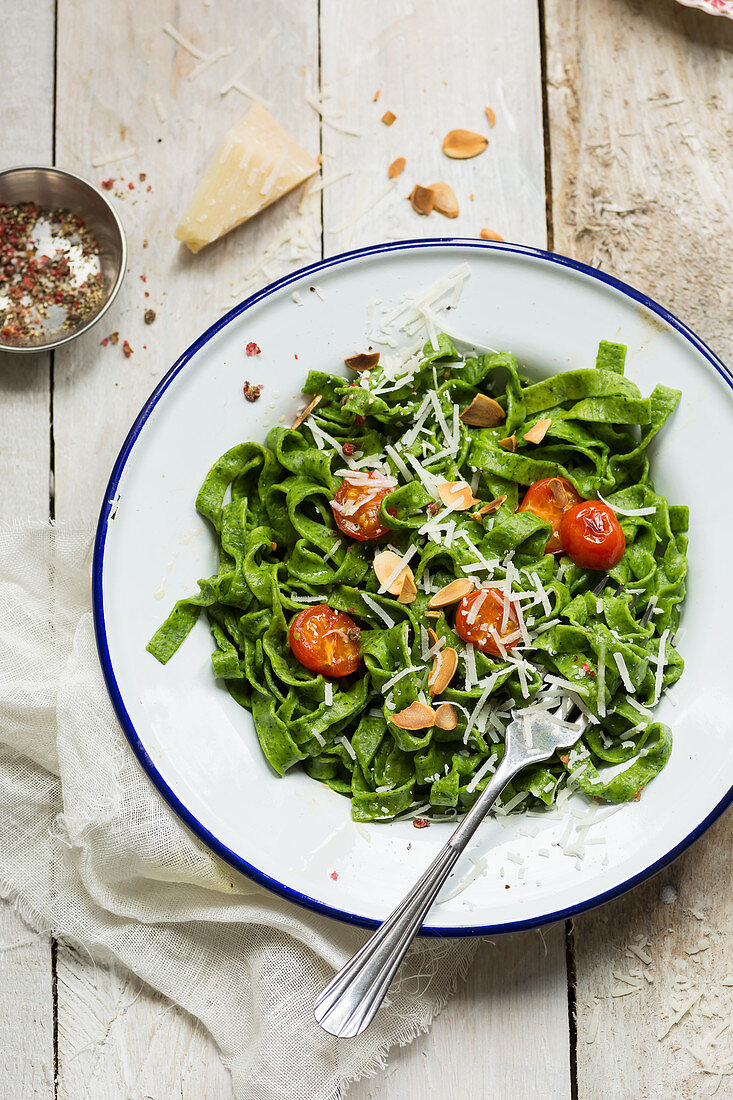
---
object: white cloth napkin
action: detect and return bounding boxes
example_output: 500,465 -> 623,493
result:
0,520 -> 476,1100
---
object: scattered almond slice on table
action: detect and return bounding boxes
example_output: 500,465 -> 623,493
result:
437,480 -> 478,510
480,228 -> 504,242
175,103 -> 318,252
388,157 -> 406,179
344,351 -> 380,371
442,129 -> 488,159
523,417 -> 552,444
408,185 -> 435,215
427,181 -> 459,218
434,703 -> 458,731
429,647 -> 458,697
428,578 -> 474,609
391,701 -> 435,730
485,107 -> 496,127
460,393 -> 506,427
291,394 -> 322,429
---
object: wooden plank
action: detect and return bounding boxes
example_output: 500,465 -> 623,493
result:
52,0 -> 321,521
545,0 -> 733,1093
56,947 -> 235,1100
347,926 -> 571,1099
0,0 -> 54,520
51,1 -> 318,1096
320,0 -> 547,253
0,3 -> 56,1098
323,4 -> 571,1096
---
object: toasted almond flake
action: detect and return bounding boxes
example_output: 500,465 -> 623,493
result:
390,701 -> 435,730
427,181 -> 459,219
427,627 -> 439,648
435,703 -> 458,730
291,394 -> 322,429
382,110 -> 397,126
428,578 -> 474,609
485,106 -> 496,127
429,646 -> 458,696
408,185 -> 435,216
480,228 -> 504,241
397,571 -> 418,604
373,550 -> 416,595
426,610 -> 441,619
345,351 -> 380,372
523,417 -> 552,444
548,478 -> 569,506
460,393 -> 506,427
374,89 -> 381,102
437,480 -> 478,511
442,129 -> 488,159
388,156 -> 406,179
498,435 -> 517,451
474,494 -> 507,516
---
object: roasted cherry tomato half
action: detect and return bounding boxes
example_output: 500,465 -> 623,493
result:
331,472 -> 396,541
288,605 -> 361,677
454,587 -> 521,657
516,476 -> 584,553
559,500 -> 625,571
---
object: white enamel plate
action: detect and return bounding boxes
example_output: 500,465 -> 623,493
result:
94,240 -> 733,935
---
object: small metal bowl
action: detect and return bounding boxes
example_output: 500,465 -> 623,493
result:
0,165 -> 126,354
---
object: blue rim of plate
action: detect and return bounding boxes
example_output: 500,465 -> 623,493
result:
93,238 -> 733,937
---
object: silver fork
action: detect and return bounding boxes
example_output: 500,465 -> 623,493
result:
314,704 -> 588,1038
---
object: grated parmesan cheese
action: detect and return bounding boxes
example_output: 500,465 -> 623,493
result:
361,594 -> 395,629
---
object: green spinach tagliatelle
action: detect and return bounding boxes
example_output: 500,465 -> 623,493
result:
147,336 -> 687,822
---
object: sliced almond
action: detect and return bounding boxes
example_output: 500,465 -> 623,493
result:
460,393 -> 506,427
426,610 -> 441,619
523,417 -> 552,444
434,703 -> 458,731
442,129 -> 488,159
428,578 -> 474,609
345,351 -> 380,372
373,89 -> 381,102
382,110 -> 397,126
388,156 -> 406,179
473,494 -> 507,516
498,435 -> 517,452
397,571 -> 418,604
408,185 -> 435,216
480,228 -> 504,242
485,107 -> 496,128
427,181 -> 459,219
291,394 -> 322,430
427,627 -> 439,648
373,550 -> 415,596
437,480 -> 478,511
429,646 -> 458,697
390,701 -> 435,730
548,478 -> 569,507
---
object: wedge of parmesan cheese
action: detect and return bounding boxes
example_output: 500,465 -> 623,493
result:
175,103 -> 319,252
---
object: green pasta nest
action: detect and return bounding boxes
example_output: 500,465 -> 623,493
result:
148,336 -> 687,822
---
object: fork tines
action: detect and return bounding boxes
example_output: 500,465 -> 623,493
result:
592,574 -> 654,627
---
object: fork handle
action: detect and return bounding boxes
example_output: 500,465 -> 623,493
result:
313,751 -> 522,1038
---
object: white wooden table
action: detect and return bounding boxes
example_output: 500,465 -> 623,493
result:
2,1 -> 732,1096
